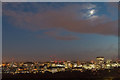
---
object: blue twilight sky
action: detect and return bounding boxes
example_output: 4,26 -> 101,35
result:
2,2 -> 118,62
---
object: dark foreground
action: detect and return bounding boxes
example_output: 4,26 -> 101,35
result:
2,68 -> 120,80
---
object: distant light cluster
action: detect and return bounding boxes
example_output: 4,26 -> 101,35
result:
1,57 -> 120,74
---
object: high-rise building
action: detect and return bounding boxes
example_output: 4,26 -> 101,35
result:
77,60 -> 80,66
96,56 -> 104,64
96,57 -> 105,69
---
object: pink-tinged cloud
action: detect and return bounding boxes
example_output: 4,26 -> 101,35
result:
3,3 -> 118,38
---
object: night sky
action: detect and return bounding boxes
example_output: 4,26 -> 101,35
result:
2,2 -> 118,62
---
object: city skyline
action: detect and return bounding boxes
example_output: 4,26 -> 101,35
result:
2,56 -> 120,75
2,2 -> 118,62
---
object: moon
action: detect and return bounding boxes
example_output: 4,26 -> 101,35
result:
89,9 -> 95,15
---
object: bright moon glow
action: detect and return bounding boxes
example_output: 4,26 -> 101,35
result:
90,9 -> 95,15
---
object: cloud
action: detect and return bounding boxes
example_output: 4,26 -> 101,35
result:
3,3 -> 118,38
45,31 -> 80,40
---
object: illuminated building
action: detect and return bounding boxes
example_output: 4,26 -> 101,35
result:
96,57 -> 104,68
77,60 -> 80,66
96,57 -> 104,64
